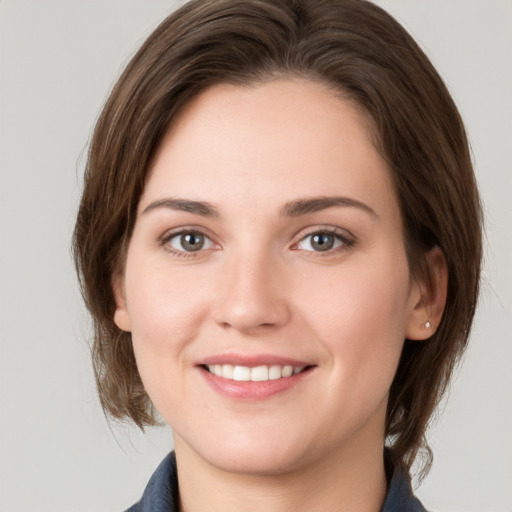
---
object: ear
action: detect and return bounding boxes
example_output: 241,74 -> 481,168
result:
405,246 -> 448,340
112,272 -> 132,332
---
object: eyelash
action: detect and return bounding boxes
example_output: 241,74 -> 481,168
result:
159,227 -> 355,259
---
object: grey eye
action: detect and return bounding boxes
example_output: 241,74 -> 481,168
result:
310,233 -> 334,251
168,231 -> 213,252
297,232 -> 344,252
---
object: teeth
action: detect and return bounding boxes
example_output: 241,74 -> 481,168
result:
281,365 -> 293,377
232,366 -> 251,381
251,365 -> 269,382
207,364 -> 305,381
222,364 -> 233,379
269,365 -> 282,380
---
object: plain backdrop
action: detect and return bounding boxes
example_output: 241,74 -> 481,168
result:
0,1 -> 510,511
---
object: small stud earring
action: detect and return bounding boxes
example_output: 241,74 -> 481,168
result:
425,320 -> 431,329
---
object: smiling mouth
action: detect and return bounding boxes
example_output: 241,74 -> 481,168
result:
203,364 -> 310,382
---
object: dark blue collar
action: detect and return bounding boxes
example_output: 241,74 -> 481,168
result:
126,452 -> 428,512
125,453 -> 178,512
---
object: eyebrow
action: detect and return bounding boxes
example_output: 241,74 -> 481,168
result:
280,196 -> 377,217
141,195 -> 376,219
141,198 -> 220,217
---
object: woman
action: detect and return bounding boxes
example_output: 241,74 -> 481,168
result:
73,0 -> 482,510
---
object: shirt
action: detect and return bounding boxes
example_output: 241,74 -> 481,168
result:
125,452 -> 428,512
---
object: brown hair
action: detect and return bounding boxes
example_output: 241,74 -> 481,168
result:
73,0 -> 482,475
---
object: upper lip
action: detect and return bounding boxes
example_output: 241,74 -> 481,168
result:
196,353 -> 314,368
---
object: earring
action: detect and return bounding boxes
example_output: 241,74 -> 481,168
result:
425,320 -> 431,329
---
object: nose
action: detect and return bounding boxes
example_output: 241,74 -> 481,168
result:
212,253 -> 291,334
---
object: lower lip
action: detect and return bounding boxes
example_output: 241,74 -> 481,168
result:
198,367 -> 313,400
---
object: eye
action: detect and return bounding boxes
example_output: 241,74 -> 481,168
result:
295,230 -> 351,253
166,231 -> 215,253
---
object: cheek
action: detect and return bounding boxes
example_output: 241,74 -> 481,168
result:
124,258 -> 211,383
298,253 -> 411,384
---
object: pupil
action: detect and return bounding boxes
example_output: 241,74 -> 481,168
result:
312,233 -> 334,251
181,232 -> 204,251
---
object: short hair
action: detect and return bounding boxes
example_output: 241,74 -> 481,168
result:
73,0 -> 482,476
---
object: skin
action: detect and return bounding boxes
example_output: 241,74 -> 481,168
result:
114,79 -> 447,512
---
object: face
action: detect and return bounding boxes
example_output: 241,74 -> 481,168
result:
114,79 -> 426,475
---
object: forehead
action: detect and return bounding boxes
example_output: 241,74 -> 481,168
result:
141,79 -> 396,219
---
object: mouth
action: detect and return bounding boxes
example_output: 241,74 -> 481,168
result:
197,356 -> 315,400
202,363 -> 310,382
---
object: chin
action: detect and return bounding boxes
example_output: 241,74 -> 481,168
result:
176,428 -> 312,477
210,447 -> 305,476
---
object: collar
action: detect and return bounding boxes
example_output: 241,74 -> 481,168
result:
126,452 -> 428,512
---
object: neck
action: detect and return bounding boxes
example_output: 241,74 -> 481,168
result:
174,435 -> 387,512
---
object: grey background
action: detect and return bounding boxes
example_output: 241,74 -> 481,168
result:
0,1 -> 510,510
